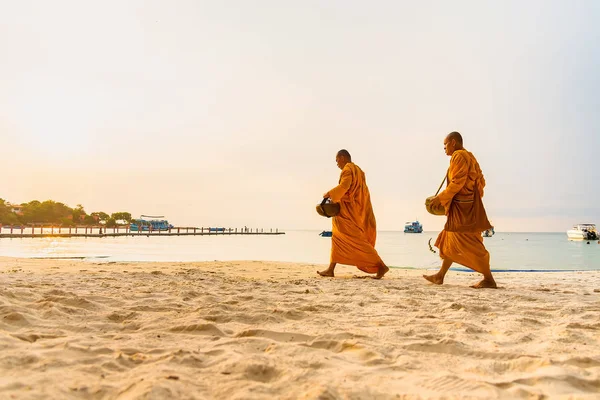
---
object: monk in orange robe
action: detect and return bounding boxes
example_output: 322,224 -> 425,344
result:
424,132 -> 497,288
317,150 -> 389,279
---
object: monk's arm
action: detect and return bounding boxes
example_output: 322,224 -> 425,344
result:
328,167 -> 352,203
476,162 -> 486,197
437,152 -> 469,207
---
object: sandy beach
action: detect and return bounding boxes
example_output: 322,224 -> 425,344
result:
0,257 -> 599,399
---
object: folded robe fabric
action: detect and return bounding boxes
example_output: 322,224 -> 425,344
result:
328,163 -> 383,273
435,150 -> 493,274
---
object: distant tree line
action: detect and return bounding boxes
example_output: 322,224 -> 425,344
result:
0,199 -> 132,227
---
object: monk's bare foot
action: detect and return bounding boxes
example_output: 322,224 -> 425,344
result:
373,265 -> 389,280
423,273 -> 444,285
317,269 -> 334,277
470,279 -> 497,289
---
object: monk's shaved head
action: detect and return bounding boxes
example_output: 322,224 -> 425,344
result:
335,149 -> 352,170
444,131 -> 464,156
446,131 -> 463,146
337,149 -> 352,161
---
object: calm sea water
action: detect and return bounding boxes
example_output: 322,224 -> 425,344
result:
1,230 -> 599,271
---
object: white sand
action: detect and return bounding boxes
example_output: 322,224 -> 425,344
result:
1,257 -> 599,399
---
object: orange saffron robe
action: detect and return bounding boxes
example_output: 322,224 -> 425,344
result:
328,163 -> 383,273
435,150 -> 493,273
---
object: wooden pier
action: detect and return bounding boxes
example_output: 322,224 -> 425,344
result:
0,226 -> 285,239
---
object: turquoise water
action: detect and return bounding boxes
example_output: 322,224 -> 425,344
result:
0,230 -> 599,271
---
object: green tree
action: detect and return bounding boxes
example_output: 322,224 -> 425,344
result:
105,218 -> 117,228
27,200 -> 72,224
83,215 -> 97,225
72,204 -> 86,222
0,199 -> 21,225
60,217 -> 76,227
91,212 -> 110,223
1,199 -> 135,227
111,212 -> 132,223
20,200 -> 41,224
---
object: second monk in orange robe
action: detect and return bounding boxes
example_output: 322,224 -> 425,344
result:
424,132 -> 497,288
317,150 -> 389,279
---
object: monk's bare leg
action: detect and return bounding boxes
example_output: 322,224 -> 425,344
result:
470,269 -> 497,289
423,258 -> 452,285
317,262 -> 336,277
373,262 -> 389,280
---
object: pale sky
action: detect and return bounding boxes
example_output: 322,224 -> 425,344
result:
2,1 -> 599,232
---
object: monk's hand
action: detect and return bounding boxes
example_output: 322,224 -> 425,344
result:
323,192 -> 330,199
429,196 -> 441,207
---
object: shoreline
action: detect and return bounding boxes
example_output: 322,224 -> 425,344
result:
5,256 -> 600,273
1,257 -> 599,399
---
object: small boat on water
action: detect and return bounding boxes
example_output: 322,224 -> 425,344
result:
319,231 -> 332,237
483,227 -> 495,237
567,224 -> 598,240
130,215 -> 174,232
404,221 -> 423,233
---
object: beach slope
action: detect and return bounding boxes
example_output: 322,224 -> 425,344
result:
1,257 -> 599,399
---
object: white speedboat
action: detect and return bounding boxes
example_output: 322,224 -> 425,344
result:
483,227 -> 495,237
567,224 -> 598,240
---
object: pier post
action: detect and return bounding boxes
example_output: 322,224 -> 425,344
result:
10,226 -> 13,234
177,227 -> 180,234
51,226 -> 54,234
194,227 -> 196,234
75,226 -> 78,234
69,227 -> 72,234
85,227 -> 88,235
